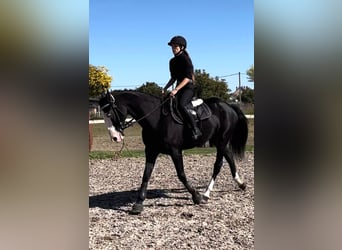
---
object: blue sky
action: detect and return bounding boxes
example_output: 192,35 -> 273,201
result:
89,0 -> 254,91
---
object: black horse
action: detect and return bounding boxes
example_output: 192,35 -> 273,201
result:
99,90 -> 248,214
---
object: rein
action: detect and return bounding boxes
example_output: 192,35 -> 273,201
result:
112,139 -> 132,160
120,96 -> 171,130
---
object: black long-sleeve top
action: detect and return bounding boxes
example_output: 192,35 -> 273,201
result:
169,52 -> 194,84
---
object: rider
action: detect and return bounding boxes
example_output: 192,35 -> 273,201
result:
162,35 -> 202,140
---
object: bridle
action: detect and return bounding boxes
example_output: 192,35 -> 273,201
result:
100,93 -> 128,134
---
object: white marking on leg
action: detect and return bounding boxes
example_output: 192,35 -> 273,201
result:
234,172 -> 244,186
203,178 -> 215,198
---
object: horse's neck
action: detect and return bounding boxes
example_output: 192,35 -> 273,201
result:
121,93 -> 161,130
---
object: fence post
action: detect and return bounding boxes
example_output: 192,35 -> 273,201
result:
89,112 -> 93,152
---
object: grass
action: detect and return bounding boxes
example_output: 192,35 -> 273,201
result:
89,145 -> 254,159
240,104 -> 254,115
89,118 -> 254,159
89,150 -> 145,159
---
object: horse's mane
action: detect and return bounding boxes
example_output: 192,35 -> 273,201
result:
111,90 -> 162,101
111,90 -> 162,103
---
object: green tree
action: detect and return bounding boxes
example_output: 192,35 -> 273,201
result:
89,64 -> 113,97
136,82 -> 162,97
195,69 -> 230,101
241,87 -> 254,104
246,65 -> 254,82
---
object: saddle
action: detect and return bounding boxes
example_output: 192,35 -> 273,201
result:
162,97 -> 212,125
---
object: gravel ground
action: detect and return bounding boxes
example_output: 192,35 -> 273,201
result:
89,152 -> 254,249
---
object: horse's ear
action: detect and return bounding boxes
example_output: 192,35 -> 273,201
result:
105,90 -> 115,104
104,90 -> 110,100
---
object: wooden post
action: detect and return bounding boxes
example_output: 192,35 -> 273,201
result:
89,112 -> 93,152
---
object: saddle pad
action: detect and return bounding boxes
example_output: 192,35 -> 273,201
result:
195,103 -> 212,121
171,103 -> 212,125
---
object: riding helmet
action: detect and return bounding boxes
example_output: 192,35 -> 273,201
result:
168,36 -> 187,49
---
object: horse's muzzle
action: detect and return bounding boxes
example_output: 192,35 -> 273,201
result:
108,126 -> 124,142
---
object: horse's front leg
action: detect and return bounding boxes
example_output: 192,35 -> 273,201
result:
130,149 -> 159,215
170,148 -> 202,205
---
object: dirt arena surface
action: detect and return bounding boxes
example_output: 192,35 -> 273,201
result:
89,152 -> 254,249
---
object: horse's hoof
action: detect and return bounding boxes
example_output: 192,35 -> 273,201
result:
192,192 -> 202,204
129,203 -> 143,215
202,195 -> 209,203
239,183 -> 247,190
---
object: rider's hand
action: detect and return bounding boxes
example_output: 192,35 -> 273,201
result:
170,88 -> 178,97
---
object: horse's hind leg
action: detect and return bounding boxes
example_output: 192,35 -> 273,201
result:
170,148 -> 202,205
130,149 -> 159,215
203,151 -> 224,201
203,147 -> 246,202
223,147 -> 246,190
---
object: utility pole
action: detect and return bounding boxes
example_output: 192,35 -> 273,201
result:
218,72 -> 244,103
238,72 -> 241,103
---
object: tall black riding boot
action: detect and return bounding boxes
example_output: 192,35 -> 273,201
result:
183,108 -> 202,140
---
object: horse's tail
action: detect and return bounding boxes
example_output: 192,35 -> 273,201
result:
229,104 -> 249,159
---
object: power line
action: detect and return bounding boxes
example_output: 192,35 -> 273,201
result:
218,72 -> 246,78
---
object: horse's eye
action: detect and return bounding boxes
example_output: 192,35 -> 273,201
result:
106,113 -> 111,117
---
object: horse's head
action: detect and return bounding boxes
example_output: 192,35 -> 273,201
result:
99,91 -> 126,142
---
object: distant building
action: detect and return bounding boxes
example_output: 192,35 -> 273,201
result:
89,98 -> 102,119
